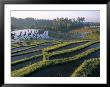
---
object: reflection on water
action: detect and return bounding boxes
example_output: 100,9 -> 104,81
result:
11,43 -> 99,72
11,55 -> 42,71
11,29 -> 49,41
27,51 -> 100,77
49,43 -> 99,60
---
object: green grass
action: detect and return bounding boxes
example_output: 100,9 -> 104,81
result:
12,45 -> 39,54
11,44 -> 20,48
85,30 -> 100,41
11,41 -> 52,54
11,45 -> 21,49
71,58 -> 100,77
11,40 -> 52,50
11,47 -> 99,77
43,40 -> 89,52
11,49 -> 41,57
11,54 -> 42,65
11,41 -> 97,65
45,41 -> 99,59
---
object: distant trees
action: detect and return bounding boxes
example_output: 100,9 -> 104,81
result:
11,17 -> 99,33
77,17 -> 85,23
51,17 -> 85,32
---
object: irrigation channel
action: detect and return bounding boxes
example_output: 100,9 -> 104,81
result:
11,41 -> 99,72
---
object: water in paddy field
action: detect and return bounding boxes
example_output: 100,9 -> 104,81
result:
11,42 -> 100,71
11,29 -> 49,41
11,42 -> 54,55
11,42 -> 87,71
27,50 -> 100,77
49,41 -> 88,53
11,29 -> 90,42
11,46 -> 28,52
11,50 -> 42,62
49,43 -> 100,60
11,55 -> 42,71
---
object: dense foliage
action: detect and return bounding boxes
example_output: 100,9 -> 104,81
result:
11,17 -> 100,33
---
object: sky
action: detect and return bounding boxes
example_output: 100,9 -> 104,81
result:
11,11 -> 100,22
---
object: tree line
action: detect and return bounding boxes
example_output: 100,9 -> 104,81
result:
11,17 -> 100,32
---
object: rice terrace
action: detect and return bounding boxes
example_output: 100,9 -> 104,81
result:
11,11 -> 100,77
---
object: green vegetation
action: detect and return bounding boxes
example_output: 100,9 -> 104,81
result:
11,17 -> 99,33
43,40 -> 89,52
11,49 -> 41,57
11,54 -> 42,65
11,42 -> 48,54
44,41 -> 99,59
12,45 -> 38,54
11,40 -> 60,54
11,47 -> 99,77
11,40 -> 53,50
11,45 -> 21,49
11,40 -> 89,65
24,40 -> 51,46
11,41 -> 99,66
71,58 -> 100,77
11,16 -> 100,77
86,30 -> 100,40
11,44 -> 20,48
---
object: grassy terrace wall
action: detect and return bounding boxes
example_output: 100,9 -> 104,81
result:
43,41 -> 99,60
11,54 -> 42,65
11,47 -> 99,77
71,58 -> 100,77
11,49 -> 41,57
43,40 -> 89,52
11,41 -> 52,54
11,41 -> 98,65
